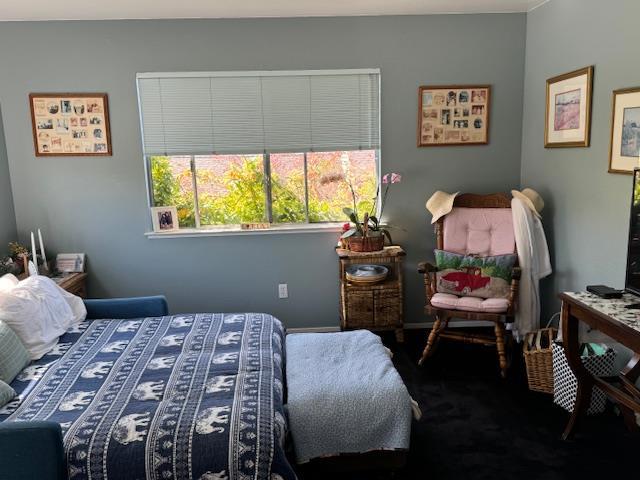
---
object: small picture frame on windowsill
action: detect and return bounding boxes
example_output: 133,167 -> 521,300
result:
151,206 -> 179,233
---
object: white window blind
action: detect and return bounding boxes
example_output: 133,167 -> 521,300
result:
137,69 -> 380,156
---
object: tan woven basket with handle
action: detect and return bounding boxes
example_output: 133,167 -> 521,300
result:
523,327 -> 557,394
347,235 -> 385,253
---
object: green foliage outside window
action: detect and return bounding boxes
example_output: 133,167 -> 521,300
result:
150,155 -> 376,228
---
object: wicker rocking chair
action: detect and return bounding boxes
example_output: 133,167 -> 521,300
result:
418,193 -> 521,378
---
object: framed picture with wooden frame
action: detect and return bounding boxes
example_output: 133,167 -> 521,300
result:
417,85 -> 491,147
544,66 -> 594,148
29,93 -> 112,157
608,87 -> 640,174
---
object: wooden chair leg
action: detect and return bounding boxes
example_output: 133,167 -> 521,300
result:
419,315 -> 445,366
394,328 -> 405,343
494,322 -> 508,378
619,355 -> 640,432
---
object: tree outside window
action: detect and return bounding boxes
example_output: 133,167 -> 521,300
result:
150,150 -> 378,229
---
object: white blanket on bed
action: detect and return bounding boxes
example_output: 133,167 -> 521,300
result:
286,330 -> 415,464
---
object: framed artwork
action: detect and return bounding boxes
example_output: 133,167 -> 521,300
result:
29,93 -> 112,157
544,66 -> 594,148
609,87 -> 640,174
151,206 -> 179,232
55,253 -> 86,273
417,85 -> 490,146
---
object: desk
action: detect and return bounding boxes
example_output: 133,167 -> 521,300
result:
559,292 -> 640,439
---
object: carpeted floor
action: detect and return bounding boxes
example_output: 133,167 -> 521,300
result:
296,329 -> 639,480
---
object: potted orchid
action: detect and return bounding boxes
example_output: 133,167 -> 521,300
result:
340,171 -> 402,252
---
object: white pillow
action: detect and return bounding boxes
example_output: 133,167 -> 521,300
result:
0,274 -> 19,293
0,275 -> 87,359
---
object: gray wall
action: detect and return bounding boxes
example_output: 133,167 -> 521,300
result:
0,15 -> 526,327
0,107 -> 17,247
521,0 -> 640,320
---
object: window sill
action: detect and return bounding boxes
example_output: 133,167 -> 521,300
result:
145,223 -> 345,239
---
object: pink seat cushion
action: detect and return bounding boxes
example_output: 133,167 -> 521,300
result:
430,293 -> 509,313
443,207 -> 515,256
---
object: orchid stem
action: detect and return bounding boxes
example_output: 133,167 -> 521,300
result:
379,184 -> 390,221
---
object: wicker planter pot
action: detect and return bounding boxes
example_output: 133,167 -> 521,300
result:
347,235 -> 385,253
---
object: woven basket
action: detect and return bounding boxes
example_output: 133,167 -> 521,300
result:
347,235 -> 385,252
523,327 -> 557,394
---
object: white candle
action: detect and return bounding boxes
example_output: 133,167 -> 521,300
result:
38,229 -> 48,272
30,231 -> 39,275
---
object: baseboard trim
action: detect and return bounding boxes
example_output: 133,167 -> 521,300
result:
403,322 -> 431,330
287,321 -> 493,334
286,326 -> 341,333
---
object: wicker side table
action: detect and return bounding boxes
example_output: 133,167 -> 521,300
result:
336,246 -> 405,342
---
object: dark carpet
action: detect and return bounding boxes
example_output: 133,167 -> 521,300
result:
296,329 -> 639,480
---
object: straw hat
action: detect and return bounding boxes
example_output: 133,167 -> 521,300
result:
511,188 -> 544,219
426,191 -> 460,224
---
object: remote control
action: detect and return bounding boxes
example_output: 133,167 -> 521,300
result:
586,285 -> 623,299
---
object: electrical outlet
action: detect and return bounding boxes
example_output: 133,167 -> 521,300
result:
278,283 -> 288,299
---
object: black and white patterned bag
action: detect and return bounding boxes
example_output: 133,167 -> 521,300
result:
552,342 -> 616,415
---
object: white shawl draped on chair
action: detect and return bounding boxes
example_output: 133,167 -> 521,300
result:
511,198 -> 552,339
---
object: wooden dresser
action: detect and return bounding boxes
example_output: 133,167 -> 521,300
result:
17,271 -> 87,298
337,246 -> 405,342
56,272 -> 88,298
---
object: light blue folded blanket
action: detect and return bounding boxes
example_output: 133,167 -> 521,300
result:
286,330 -> 414,464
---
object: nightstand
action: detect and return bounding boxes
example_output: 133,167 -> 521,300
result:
55,272 -> 88,298
16,271 -> 88,298
337,246 -> 405,342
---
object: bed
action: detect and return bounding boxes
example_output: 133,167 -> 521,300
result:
0,309 -> 295,480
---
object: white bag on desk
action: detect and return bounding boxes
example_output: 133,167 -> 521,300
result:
552,342 -> 616,415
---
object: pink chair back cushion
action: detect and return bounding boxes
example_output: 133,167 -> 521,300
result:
442,207 -> 515,256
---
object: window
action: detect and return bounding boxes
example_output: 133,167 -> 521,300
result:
137,70 -> 380,231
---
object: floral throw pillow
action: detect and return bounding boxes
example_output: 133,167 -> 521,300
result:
434,249 -> 517,299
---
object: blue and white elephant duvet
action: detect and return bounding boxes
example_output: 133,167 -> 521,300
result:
0,313 -> 296,480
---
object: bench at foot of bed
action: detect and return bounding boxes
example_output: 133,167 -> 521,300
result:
285,329 -> 419,471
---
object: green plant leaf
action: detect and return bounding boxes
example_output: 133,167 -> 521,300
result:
342,207 -> 360,224
381,228 -> 393,245
341,228 -> 358,239
384,222 -> 403,230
